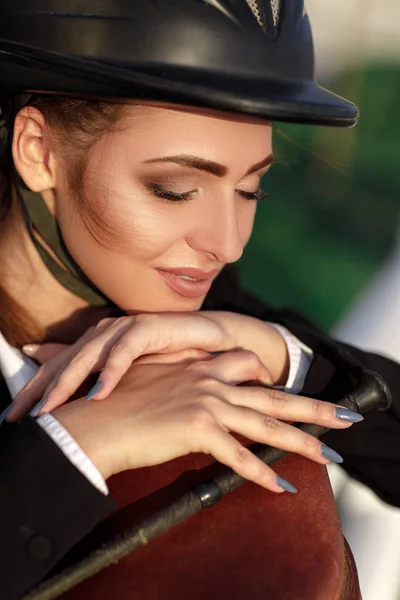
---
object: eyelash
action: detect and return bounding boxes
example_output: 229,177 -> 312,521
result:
146,184 -> 269,203
238,189 -> 269,202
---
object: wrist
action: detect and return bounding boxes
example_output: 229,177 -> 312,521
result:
53,400 -> 116,481
249,319 -> 290,385
203,311 -> 289,385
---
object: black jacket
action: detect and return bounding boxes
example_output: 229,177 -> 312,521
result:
1,266 -> 400,599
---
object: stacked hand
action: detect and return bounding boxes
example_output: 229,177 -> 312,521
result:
7,311 -> 362,494
8,311 -> 284,416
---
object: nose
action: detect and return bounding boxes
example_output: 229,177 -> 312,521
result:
187,194 -> 246,264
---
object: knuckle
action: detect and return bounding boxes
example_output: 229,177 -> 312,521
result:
266,388 -> 289,411
301,433 -> 319,455
96,317 -> 116,330
241,350 -> 265,375
184,348 -> 209,360
261,415 -> 281,437
255,460 -> 271,486
189,360 -> 209,373
233,445 -> 251,466
111,337 -> 133,355
201,391 -> 223,412
198,375 -> 221,392
118,315 -> 135,327
310,399 -> 326,421
241,349 -> 262,364
135,312 -> 158,326
187,405 -> 215,433
84,325 -> 96,337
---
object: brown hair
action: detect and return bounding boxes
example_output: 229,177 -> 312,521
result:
0,92 -> 126,347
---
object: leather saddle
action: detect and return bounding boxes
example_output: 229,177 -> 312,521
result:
60,451 -> 361,600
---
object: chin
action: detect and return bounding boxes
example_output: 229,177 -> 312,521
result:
119,295 -> 204,315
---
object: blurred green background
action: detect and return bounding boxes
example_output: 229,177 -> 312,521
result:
239,64 -> 400,330
238,6 -> 400,599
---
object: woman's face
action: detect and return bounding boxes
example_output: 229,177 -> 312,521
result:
55,105 -> 273,313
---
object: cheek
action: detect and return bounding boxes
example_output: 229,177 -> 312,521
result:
68,180 -> 185,263
103,198 -> 191,262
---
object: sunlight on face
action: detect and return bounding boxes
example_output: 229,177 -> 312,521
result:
55,105 -> 273,313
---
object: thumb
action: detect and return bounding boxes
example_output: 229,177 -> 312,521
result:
22,343 -> 71,365
134,348 -> 211,366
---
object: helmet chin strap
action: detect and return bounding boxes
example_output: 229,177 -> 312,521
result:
15,174 -> 114,308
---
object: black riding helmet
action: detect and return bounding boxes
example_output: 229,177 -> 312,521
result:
0,0 -> 358,126
0,0 -> 359,308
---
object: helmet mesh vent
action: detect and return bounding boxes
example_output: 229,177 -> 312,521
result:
245,0 -> 266,29
245,0 -> 282,30
270,0 -> 282,27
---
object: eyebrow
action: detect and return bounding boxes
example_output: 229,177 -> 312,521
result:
143,153 -> 274,177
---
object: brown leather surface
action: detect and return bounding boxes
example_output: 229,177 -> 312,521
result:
62,453 -> 361,600
340,538 -> 362,600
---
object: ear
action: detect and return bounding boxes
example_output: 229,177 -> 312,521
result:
11,106 -> 57,192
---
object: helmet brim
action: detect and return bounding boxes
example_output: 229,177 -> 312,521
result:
0,42 -> 358,127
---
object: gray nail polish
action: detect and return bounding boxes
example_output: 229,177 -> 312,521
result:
276,476 -> 297,494
29,397 -> 47,417
335,407 -> 364,423
320,444 -> 344,464
86,381 -> 104,401
0,404 -> 13,425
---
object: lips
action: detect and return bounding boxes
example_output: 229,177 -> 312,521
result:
156,267 -> 219,299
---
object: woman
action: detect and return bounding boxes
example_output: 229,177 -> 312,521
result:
1,1 -> 399,599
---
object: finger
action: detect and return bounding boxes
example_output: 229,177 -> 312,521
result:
199,426 -> 294,493
22,343 -> 71,365
96,314 -> 227,398
7,348 -> 78,421
36,318 -> 135,412
191,350 -> 272,386
227,386 -> 361,429
219,403 -> 343,466
134,349 -> 212,365
8,320 -> 117,420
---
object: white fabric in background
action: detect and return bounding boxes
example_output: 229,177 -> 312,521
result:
332,238 -> 400,600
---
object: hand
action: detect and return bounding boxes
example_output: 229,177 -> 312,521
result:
8,311 -> 285,420
52,351 -> 356,493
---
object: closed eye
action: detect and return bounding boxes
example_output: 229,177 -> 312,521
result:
146,183 -> 196,202
146,183 -> 269,203
237,189 -> 269,202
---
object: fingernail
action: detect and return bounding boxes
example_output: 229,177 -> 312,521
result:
335,407 -> 364,423
276,476 -> 297,494
320,444 -> 343,464
22,344 -> 40,356
0,404 -> 13,425
86,381 -> 104,401
30,397 -> 47,417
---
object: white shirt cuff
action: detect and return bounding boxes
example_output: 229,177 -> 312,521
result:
268,323 -> 313,394
37,413 -> 109,496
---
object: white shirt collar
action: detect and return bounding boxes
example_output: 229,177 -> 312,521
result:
0,331 -> 38,399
